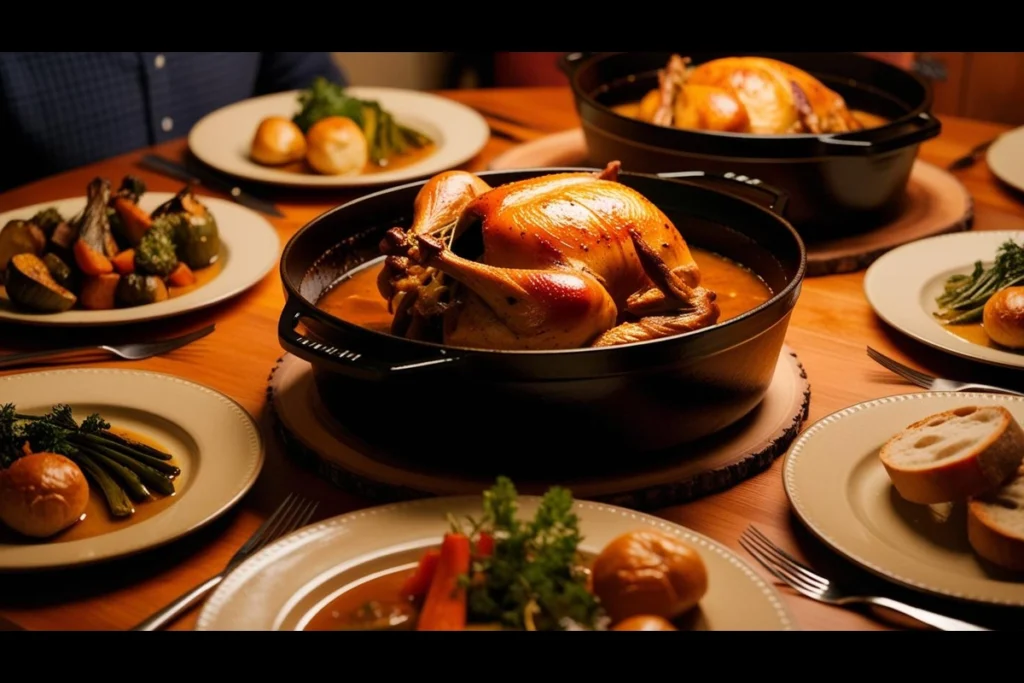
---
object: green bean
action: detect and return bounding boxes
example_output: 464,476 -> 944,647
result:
85,448 -> 151,501
81,441 -> 175,496
71,452 -> 134,517
96,429 -> 173,460
79,433 -> 179,476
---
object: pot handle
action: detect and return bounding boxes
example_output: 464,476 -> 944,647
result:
559,52 -> 595,77
657,170 -> 789,217
819,112 -> 941,152
277,297 -> 463,381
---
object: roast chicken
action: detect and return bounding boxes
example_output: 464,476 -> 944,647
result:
377,162 -> 719,350
638,55 -> 863,135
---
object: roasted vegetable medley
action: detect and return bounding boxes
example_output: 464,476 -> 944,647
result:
0,176 -> 221,313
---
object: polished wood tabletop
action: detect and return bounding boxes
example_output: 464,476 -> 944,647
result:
1,87 -> 1023,632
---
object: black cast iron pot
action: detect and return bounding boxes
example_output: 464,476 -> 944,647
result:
278,169 -> 806,478
561,51 -> 941,241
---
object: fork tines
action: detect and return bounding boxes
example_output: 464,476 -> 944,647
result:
739,526 -> 828,595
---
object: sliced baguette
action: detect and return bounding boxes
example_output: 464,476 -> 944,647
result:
879,405 -> 1024,504
968,465 -> 1024,571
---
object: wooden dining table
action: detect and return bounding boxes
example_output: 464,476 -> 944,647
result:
2,86 -> 1023,632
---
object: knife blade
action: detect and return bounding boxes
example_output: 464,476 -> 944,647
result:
138,155 -> 285,218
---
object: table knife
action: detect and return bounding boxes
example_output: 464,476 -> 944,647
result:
947,138 -> 997,171
139,155 -> 285,218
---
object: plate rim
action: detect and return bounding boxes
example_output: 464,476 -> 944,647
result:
0,367 -> 265,571
986,126 -> 1024,194
783,390 -> 1024,606
0,193 -> 280,327
196,494 -> 797,631
187,87 -> 490,189
863,229 -> 1024,369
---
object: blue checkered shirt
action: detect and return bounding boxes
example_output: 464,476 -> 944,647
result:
0,52 -> 347,191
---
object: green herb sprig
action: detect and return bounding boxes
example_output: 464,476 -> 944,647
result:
456,477 -> 605,631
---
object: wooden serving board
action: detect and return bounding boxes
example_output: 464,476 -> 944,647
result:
267,347 -> 811,510
488,128 -> 975,277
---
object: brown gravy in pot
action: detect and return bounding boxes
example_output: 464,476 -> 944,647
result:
0,428 -> 180,545
315,250 -> 773,335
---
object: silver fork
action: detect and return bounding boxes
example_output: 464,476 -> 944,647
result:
132,493 -> 319,631
0,324 -> 215,369
867,346 -> 1024,397
739,526 -> 990,631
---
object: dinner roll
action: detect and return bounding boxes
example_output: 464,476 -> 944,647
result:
0,452 -> 89,537
983,287 -> 1024,349
612,615 -> 678,631
968,465 -> 1024,571
591,529 -> 708,623
250,116 -> 307,166
305,116 -> 369,176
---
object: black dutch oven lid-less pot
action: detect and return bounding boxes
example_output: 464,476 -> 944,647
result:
561,51 -> 942,160
278,168 -> 806,383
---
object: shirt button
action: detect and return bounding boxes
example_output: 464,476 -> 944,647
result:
154,54 -> 166,69
161,117 -> 174,132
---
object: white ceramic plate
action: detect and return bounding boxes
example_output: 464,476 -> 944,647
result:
987,126 -> 1024,194
188,87 -> 489,188
784,391 -> 1024,606
0,368 -> 264,570
196,495 -> 796,631
0,193 -> 279,326
864,230 -> 1024,369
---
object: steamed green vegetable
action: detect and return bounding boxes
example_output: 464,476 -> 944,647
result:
0,404 -> 179,518
291,77 -> 433,166
935,239 -> 1024,324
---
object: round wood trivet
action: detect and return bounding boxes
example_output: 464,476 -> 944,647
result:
489,128 -> 975,277
266,346 -> 811,510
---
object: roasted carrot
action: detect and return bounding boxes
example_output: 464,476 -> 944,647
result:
73,239 -> 113,275
113,196 -> 153,245
80,273 -> 120,310
167,262 -> 196,287
112,248 -> 136,274
416,533 -> 471,631
400,548 -> 441,600
476,531 -> 495,557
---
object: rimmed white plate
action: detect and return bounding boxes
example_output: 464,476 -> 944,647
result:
196,496 -> 796,631
0,193 -> 279,326
0,368 -> 264,570
188,87 -> 489,188
784,391 -> 1024,606
987,126 -> 1024,194
864,230 -> 1024,369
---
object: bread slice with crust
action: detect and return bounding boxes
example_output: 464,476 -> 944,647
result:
968,465 -> 1024,571
879,405 -> 1024,504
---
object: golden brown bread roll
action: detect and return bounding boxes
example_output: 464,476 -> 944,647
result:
0,452 -> 89,538
591,529 -> 708,623
305,116 -> 369,176
983,287 -> 1024,349
250,116 -> 307,166
612,615 -> 678,631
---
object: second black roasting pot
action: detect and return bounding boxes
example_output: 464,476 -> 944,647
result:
561,51 -> 941,241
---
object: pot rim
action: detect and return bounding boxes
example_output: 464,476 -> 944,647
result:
564,51 -> 937,156
280,167 -> 808,359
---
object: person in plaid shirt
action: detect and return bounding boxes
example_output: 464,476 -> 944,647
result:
0,52 -> 347,191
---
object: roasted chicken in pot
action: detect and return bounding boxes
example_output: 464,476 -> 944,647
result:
377,162 -> 719,350
638,54 -> 863,135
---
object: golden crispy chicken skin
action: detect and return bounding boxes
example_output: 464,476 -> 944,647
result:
639,54 -> 863,135
378,162 -> 719,350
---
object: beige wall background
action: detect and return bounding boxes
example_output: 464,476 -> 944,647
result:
332,52 -> 454,90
